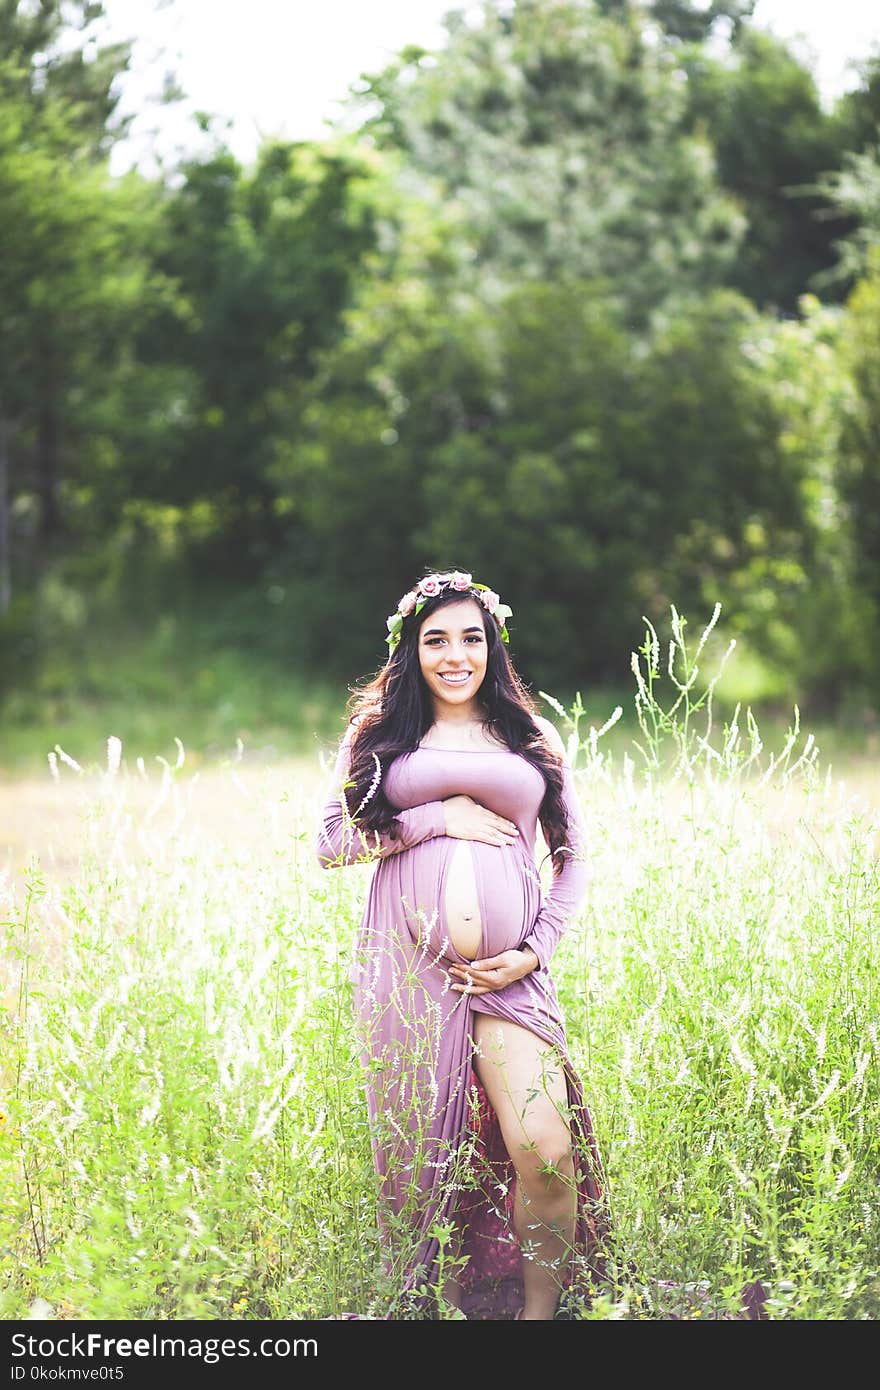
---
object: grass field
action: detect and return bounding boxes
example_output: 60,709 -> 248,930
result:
1,617 -> 878,1320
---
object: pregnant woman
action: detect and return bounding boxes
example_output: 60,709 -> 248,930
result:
316,569 -> 609,1319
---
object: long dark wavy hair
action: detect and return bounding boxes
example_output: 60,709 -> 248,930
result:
340,572 -> 572,876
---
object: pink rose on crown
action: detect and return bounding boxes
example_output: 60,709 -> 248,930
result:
397,590 -> 417,617
480,589 -> 500,615
418,574 -> 442,597
451,571 -> 472,591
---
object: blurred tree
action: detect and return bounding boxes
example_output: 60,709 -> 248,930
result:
739,294 -> 873,705
484,284 -> 808,684
810,146 -> 880,287
277,242 -> 808,690
0,0 -> 131,159
0,1 -> 135,612
681,27 -> 847,312
357,0 -> 744,328
637,291 -> 819,695
1,0 -> 877,714
830,51 -> 880,156
266,197 -> 490,673
131,138 -> 380,573
837,249 -> 880,677
597,0 -> 756,42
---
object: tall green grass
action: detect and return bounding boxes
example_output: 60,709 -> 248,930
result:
2,589 -> 876,779
1,607 -> 878,1319
0,594 -> 343,775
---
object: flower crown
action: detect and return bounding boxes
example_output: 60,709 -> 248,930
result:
385,571 -> 513,653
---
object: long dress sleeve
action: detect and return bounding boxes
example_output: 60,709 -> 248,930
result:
520,762 -> 589,971
316,728 -> 447,870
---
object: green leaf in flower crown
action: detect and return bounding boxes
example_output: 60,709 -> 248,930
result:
494,604 -> 513,623
499,625 -> 509,643
387,612 -> 403,634
415,599 -> 426,615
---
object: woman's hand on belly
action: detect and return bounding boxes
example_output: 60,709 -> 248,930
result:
443,795 -> 519,847
448,946 -> 539,996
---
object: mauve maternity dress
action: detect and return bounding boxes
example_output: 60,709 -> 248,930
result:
316,731 -> 609,1319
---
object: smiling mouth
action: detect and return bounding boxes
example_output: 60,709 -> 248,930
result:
438,672 -> 472,685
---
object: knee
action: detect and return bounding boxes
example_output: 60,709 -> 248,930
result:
517,1126 -> 574,1189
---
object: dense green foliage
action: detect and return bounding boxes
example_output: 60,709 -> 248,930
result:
681,28 -> 853,310
2,0 -> 880,742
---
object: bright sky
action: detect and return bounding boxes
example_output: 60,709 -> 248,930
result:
103,0 -> 880,174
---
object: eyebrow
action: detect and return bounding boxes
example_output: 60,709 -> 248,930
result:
422,625 -> 484,637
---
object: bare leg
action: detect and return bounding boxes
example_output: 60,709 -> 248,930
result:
473,1015 -> 576,1320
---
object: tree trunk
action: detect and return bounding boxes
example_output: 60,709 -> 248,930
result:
37,374 -> 60,541
0,418 -> 10,614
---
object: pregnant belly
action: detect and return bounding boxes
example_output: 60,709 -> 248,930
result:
396,837 -> 542,963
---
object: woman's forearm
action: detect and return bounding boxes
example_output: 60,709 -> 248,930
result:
316,796 -> 446,868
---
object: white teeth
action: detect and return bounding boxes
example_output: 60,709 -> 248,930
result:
439,672 -> 470,683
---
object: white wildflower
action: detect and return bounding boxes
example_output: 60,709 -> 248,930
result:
596,706 -> 623,738
106,735 -> 122,776
729,1036 -> 757,1077
54,744 -> 82,772
630,650 -> 649,703
813,1069 -> 841,1110
353,753 -> 382,817
694,602 -> 722,660
538,691 -> 566,717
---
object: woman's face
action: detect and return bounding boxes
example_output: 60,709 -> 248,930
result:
417,599 -> 489,716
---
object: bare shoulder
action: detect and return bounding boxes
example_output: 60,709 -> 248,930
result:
534,715 -> 566,757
